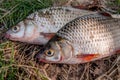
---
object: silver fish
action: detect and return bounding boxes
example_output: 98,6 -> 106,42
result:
5,7 -> 96,45
35,13 -> 120,64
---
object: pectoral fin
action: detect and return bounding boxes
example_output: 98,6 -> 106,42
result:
40,32 -> 55,40
116,50 -> 120,54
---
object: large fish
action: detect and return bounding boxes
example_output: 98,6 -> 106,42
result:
35,13 -> 120,64
5,7 -> 96,45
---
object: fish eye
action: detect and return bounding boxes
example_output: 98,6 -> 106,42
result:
11,26 -> 20,33
45,49 -> 54,57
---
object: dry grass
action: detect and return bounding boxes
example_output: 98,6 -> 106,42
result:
0,0 -> 120,80
1,42 -> 119,80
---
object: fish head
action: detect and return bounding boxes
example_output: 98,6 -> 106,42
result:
6,22 -> 25,40
35,36 -> 73,63
5,20 -> 40,43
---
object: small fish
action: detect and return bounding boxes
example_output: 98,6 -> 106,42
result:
5,7 -> 96,45
35,13 -> 120,64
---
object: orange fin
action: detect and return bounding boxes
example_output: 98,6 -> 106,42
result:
40,32 -> 55,39
77,54 -> 100,62
116,50 -> 120,54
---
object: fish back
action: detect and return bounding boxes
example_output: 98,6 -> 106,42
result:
56,13 -> 120,55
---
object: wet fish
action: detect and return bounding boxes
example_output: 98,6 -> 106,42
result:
35,13 -> 120,64
5,7 -> 96,45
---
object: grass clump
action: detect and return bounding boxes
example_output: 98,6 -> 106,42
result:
0,0 -> 52,80
0,0 -> 52,30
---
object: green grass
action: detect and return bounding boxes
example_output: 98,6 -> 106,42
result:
116,0 -> 120,13
0,0 -> 52,30
0,0 -> 53,80
107,0 -> 120,13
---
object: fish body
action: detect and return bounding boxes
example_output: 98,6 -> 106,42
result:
5,7 -> 96,45
36,13 -> 120,64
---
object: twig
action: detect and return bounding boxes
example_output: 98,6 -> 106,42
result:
80,63 -> 89,80
0,8 -> 7,12
0,0 -> 3,3
64,0 -> 73,6
109,68 -> 117,76
96,55 -> 120,80
106,56 -> 120,74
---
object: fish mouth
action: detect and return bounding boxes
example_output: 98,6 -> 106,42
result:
39,59 -> 48,63
34,48 -> 63,63
40,56 -> 63,63
34,53 -> 48,63
5,33 -> 11,39
35,53 -> 63,63
5,33 -> 21,41
39,58 -> 62,63
34,49 -> 45,62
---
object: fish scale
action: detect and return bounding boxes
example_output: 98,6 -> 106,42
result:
39,7 -> 96,33
35,7 -> 94,33
6,7 -> 96,45
57,14 -> 120,55
36,13 -> 120,64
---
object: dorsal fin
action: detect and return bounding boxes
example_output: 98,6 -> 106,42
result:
73,4 -> 120,18
99,7 -> 120,18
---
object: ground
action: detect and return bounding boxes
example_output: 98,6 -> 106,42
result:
0,0 -> 120,80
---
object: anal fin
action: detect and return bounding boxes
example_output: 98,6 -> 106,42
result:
77,54 -> 100,62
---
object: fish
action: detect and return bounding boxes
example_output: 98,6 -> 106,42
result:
5,7 -> 96,45
35,13 -> 120,64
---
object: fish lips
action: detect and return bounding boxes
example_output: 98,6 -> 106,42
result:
5,33 -> 11,38
5,33 -> 17,40
34,48 -> 46,62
